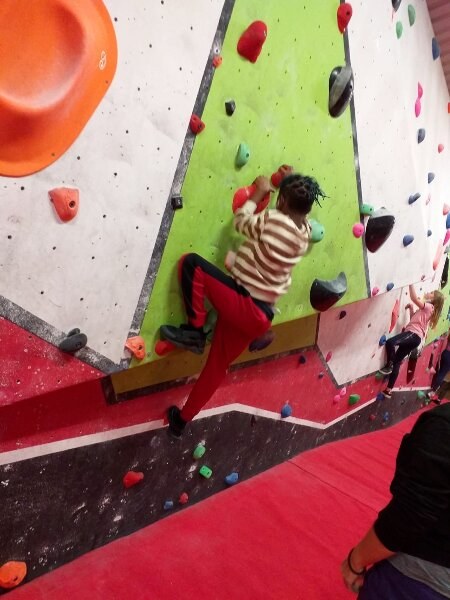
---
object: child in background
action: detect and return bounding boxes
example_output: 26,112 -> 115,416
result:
380,284 -> 444,398
160,169 -> 326,437
427,331 -> 450,403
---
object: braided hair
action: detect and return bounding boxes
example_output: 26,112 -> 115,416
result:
279,173 -> 326,214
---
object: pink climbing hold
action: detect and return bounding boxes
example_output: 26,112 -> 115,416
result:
444,230 -> 450,246
352,223 -> 364,238
438,144 -> 445,153
340,387 -> 347,397
418,82 -> 423,99
389,299 -> 400,333
325,351 -> 332,362
237,21 -> 267,63
443,204 -> 450,216
430,366 -> 436,375
415,98 -> 421,117
372,287 -> 379,296
433,240 -> 444,270
333,394 -> 341,404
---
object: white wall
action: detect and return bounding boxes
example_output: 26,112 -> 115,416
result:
0,0 -> 224,364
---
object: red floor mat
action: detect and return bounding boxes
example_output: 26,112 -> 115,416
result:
8,410 -> 427,600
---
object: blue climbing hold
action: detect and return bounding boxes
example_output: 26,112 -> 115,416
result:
379,335 -> 387,346
298,355 -> 307,364
164,500 -> 174,510
386,282 -> 394,291
281,404 -> 292,418
428,172 -> 435,184
427,229 -> 432,237
408,193 -> 420,205
383,411 -> 390,422
432,37 -> 440,60
446,214 -> 450,229
225,472 -> 239,486
376,392 -> 385,402
403,234 -> 414,247
417,129 -> 425,144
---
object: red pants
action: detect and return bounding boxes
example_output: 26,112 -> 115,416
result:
178,253 -> 272,422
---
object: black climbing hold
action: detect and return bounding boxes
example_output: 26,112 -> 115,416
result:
339,310 -> 347,319
365,208 -> 395,253
428,172 -> 435,184
171,195 -> 183,210
417,128 -> 425,144
408,193 -> 420,205
392,0 -> 402,11
310,272 -> 347,312
298,354 -> 307,364
225,100 -> 236,116
427,229 -> 432,237
59,330 -> 87,353
441,256 -> 449,289
328,65 -> 354,118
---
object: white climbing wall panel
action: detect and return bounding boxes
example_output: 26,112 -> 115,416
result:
0,0 -> 224,363
317,278 -> 442,385
348,0 -> 450,292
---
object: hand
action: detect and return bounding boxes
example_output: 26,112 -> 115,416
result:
279,164 -> 294,179
253,175 -> 274,197
405,303 -> 412,311
341,558 -> 365,594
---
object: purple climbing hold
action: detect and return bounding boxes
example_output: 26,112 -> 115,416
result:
417,129 -> 425,144
386,282 -> 394,291
432,37 -> 440,60
249,329 -> 274,352
428,172 -> 435,184
376,392 -> 385,402
408,193 -> 420,205
403,234 -> 414,247
339,310 -> 347,319
379,335 -> 387,346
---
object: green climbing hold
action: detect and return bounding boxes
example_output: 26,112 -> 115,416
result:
417,390 -> 426,400
309,219 -> 325,243
408,5 -> 416,26
193,444 -> 206,460
199,465 -> 213,479
375,371 -> 384,381
348,394 -> 360,405
396,22 -> 403,39
360,204 -> 374,216
235,143 -> 250,168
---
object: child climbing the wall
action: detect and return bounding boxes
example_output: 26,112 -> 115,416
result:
160,168 -> 326,437
380,284 -> 444,398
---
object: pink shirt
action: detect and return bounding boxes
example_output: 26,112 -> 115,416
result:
405,303 -> 434,339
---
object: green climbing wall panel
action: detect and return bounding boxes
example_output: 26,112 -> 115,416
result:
138,0 -> 367,365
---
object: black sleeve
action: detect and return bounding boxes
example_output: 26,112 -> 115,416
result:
374,411 -> 450,552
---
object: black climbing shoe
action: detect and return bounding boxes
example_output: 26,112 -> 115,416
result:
379,363 -> 393,376
167,406 -> 187,439
160,324 -> 206,355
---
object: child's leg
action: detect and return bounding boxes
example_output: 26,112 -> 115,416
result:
384,333 -> 405,366
180,317 -> 252,422
432,349 -> 450,391
386,333 -> 421,389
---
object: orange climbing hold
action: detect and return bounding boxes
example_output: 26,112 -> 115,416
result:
337,3 -> 353,33
212,55 -> 223,68
49,188 -> 79,222
389,299 -> 400,333
0,0 -> 118,177
125,336 -> 146,360
232,184 -> 270,214
0,561 -> 27,589
189,114 -> 205,135
155,340 -> 176,356
237,21 -> 267,63
123,471 -> 144,488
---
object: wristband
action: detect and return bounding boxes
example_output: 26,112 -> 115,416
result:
347,548 -> 367,576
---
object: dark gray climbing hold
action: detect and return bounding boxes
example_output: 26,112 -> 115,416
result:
446,213 -> 450,229
441,256 -> 449,289
328,65 -> 354,118
59,330 -> 87,353
408,193 -> 420,205
392,0 -> 402,11
428,172 -> 435,184
365,208 -> 395,253
417,129 -> 425,143
386,282 -> 394,291
298,354 -> 307,364
339,310 -> 347,319
171,195 -> 183,210
427,229 -> 432,237
403,234 -> 414,247
225,100 -> 236,116
432,37 -> 440,60
310,272 -> 347,312
249,329 -> 274,352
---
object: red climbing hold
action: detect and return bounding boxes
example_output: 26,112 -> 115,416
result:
237,21 -> 267,63
325,351 -> 332,362
337,3 -> 353,33
389,299 -> 400,333
49,187 -> 79,222
212,55 -> 223,68
438,143 -> 445,153
123,471 -> 144,488
271,164 -> 293,188
232,184 -> 270,214
0,562 -> 27,590
125,336 -> 146,360
189,114 -> 205,135
155,340 -> 176,356
444,230 -> 450,246
179,492 -> 189,505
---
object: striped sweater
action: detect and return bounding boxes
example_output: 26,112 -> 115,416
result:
231,200 -> 310,304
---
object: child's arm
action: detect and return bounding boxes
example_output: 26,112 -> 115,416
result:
409,284 -> 425,310
405,303 -> 415,319
234,176 -> 273,240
